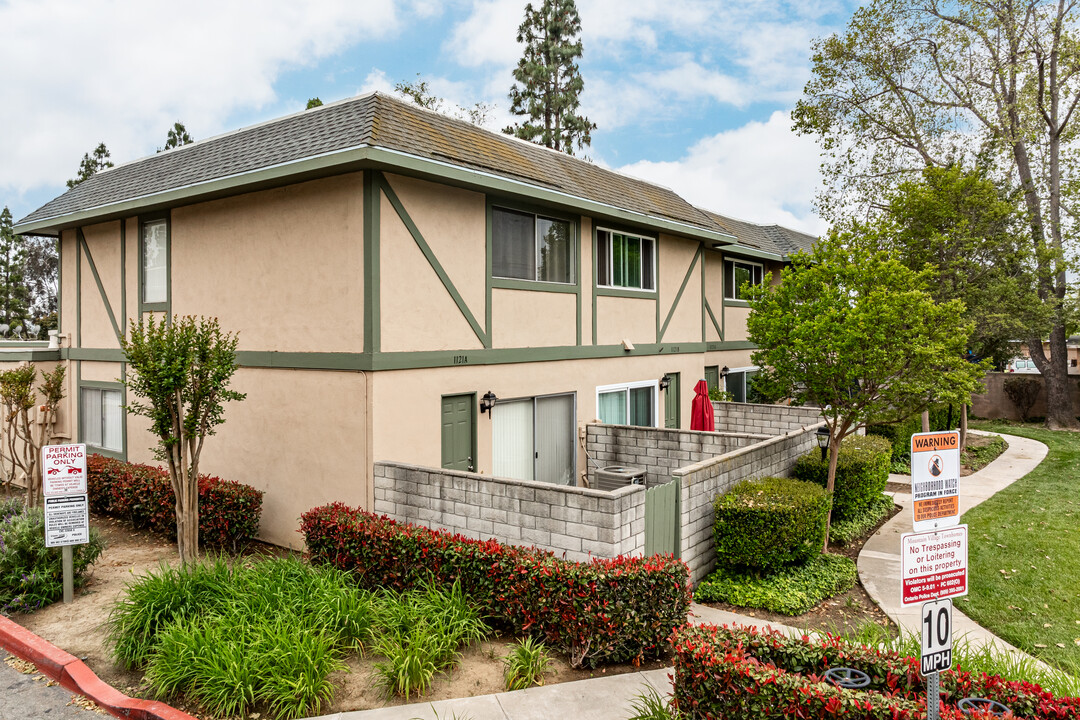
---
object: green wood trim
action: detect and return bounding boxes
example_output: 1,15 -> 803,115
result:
65,340 -> 759,372
491,278 -> 577,293
591,221 -> 598,346
701,250 -> 707,343
704,297 -> 723,340
720,245 -> 785,262
485,199 -> 493,346
363,171 -> 381,353
725,299 -> 751,308
595,287 -> 658,299
0,350 -> 62,361
659,246 -> 701,342
137,212 -> 171,316
76,230 -> 81,348
77,228 -> 123,342
381,173 -> 489,347
440,392 -> 477,473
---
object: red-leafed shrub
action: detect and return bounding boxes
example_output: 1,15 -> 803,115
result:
300,502 -> 691,668
672,624 -> 1080,720
87,454 -> 263,551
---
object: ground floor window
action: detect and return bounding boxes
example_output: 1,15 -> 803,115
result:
80,387 -> 123,453
596,380 -> 658,427
492,393 -> 576,485
724,368 -> 759,404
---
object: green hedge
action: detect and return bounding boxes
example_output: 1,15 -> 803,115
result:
792,434 -> 890,519
693,553 -> 857,615
713,476 -> 831,573
829,494 -> 895,545
300,503 -> 691,668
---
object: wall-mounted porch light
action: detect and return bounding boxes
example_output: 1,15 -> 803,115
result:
659,374 -> 672,391
479,391 -> 498,417
816,425 -> 830,462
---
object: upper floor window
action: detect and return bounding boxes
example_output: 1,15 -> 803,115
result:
723,259 -> 763,300
596,229 -> 655,291
492,207 -> 574,284
141,218 -> 168,305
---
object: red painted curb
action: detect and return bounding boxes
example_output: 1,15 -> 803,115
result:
0,614 -> 197,720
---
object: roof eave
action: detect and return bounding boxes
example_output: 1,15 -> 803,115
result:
15,145 -> 738,245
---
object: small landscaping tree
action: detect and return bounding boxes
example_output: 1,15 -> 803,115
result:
1003,375 -> 1041,422
121,315 -> 245,564
747,231 -> 986,547
0,363 -> 65,506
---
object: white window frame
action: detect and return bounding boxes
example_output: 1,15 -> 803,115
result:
140,216 -> 169,309
491,206 -> 576,285
80,386 -> 124,454
596,227 -> 656,292
723,366 -> 759,404
595,380 -> 659,427
724,258 -> 763,300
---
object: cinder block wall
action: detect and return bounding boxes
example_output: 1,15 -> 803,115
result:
584,424 -> 768,487
712,401 -> 823,435
373,462 -> 646,563
674,425 -> 822,583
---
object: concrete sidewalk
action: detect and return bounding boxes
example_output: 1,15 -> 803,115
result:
858,431 -> 1048,659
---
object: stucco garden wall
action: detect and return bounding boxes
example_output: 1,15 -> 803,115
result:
972,371 -> 1080,421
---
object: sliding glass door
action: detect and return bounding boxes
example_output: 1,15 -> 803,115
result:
493,393 -> 576,485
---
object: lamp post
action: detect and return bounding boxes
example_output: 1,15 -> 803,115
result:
816,425 -> 830,462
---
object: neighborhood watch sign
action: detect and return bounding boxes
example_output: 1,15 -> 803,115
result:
41,443 -> 87,496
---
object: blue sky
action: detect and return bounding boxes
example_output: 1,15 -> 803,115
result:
0,0 -> 860,234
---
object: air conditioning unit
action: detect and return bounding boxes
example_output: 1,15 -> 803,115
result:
594,465 -> 647,492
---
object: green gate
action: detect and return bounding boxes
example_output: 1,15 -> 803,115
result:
644,478 -> 681,558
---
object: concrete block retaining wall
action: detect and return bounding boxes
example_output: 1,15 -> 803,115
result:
674,424 -> 823,583
584,424 -> 768,488
712,401 -> 823,435
373,462 -> 645,563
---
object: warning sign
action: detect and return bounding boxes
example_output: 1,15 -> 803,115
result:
41,443 -> 87,497
910,431 -> 960,532
44,494 -> 89,548
901,525 -> 968,606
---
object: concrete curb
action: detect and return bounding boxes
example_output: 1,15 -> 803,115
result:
0,614 -> 196,720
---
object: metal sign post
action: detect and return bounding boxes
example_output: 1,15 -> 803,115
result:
41,443 -> 88,604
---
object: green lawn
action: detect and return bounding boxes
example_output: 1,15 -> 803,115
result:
961,422 -> 1080,677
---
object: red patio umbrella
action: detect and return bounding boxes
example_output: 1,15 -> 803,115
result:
690,379 -> 715,431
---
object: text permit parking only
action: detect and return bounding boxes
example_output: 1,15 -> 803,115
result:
41,443 -> 87,496
901,525 -> 968,606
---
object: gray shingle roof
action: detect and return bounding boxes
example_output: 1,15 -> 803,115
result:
698,209 -> 817,258
18,93 -> 727,236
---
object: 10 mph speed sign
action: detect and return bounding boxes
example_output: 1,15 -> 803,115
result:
920,599 -> 953,676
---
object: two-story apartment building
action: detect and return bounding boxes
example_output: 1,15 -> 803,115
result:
14,92 -> 815,547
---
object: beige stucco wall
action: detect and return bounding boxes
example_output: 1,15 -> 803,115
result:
702,251 -> 723,342
371,351 -> 754,484
724,305 -> 751,342
379,188 -> 485,353
125,366 -> 371,548
596,296 -> 655,346
170,174 -> 364,353
704,348 -> 754,370
79,360 -> 122,383
124,218 -> 138,330
59,230 -> 77,345
492,289 -> 576,348
79,221 -> 123,350
658,235 -> 702,344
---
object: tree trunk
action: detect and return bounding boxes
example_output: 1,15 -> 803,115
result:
1041,329 -> 1079,430
921,410 -> 930,433
823,434 -> 841,551
960,406 -> 968,454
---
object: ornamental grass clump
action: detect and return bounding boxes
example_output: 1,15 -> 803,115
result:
503,636 -> 552,691
108,555 -> 375,719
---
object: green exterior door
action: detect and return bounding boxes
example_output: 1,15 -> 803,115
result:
704,365 -> 720,392
441,394 -> 475,472
664,372 -> 680,429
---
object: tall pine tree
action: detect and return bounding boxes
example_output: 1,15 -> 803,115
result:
0,207 -> 30,329
504,0 -> 595,155
66,142 -> 114,189
159,122 -> 193,152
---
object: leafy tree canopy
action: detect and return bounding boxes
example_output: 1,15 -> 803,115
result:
394,74 -> 493,125
306,97 -> 323,109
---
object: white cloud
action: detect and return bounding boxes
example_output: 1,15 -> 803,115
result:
0,0 -> 409,212
618,111 -> 828,235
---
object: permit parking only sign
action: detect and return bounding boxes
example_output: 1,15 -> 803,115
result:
41,443 -> 88,496
910,430 -> 960,532
901,525 -> 968,606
